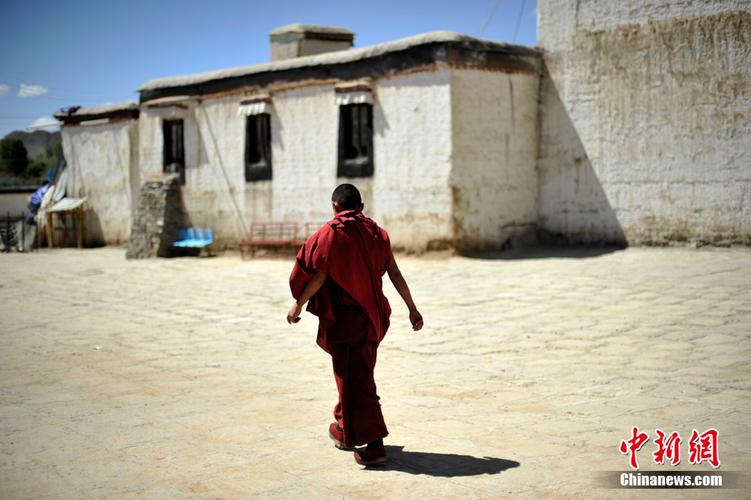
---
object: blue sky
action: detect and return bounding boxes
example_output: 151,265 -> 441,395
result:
0,0 -> 537,138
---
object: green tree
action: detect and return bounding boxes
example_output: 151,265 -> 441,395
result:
26,141 -> 61,179
26,160 -> 46,178
0,138 -> 11,171
0,138 -> 29,176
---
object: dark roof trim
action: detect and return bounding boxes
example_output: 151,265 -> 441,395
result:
55,103 -> 139,125
140,40 -> 541,103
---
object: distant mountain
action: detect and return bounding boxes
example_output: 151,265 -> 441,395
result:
3,130 -> 61,159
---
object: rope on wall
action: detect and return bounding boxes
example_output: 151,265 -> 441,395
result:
195,105 -> 250,241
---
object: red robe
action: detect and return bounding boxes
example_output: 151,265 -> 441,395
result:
289,209 -> 392,352
289,209 -> 392,446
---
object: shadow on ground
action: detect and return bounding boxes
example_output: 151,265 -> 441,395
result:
363,446 -> 520,477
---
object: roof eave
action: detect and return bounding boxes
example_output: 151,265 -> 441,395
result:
139,37 -> 542,104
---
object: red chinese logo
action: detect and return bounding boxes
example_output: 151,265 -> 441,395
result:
619,426 -> 649,469
688,428 -> 720,468
619,427 -> 720,470
653,429 -> 682,466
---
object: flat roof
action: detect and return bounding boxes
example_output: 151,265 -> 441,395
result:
54,102 -> 139,124
270,23 -> 353,36
138,31 -> 541,100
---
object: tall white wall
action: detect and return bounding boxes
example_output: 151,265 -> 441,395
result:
61,120 -> 139,245
372,69 -> 454,250
450,68 -> 540,250
538,0 -> 751,245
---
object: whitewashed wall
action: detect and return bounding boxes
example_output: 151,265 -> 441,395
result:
137,89 -> 359,247
134,65 -> 540,251
61,120 -> 139,245
193,97 -> 270,242
272,69 -> 455,251
538,0 -> 751,245
371,68 -> 453,250
136,70 -> 455,250
271,85 -> 340,229
62,63 -> 540,252
450,69 -> 539,250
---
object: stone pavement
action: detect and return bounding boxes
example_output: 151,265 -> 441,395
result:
0,246 -> 749,499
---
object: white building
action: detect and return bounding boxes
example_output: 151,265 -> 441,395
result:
58,25 -> 542,252
57,5 -> 750,252
56,103 -> 140,245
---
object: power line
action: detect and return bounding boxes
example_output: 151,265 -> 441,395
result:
479,0 -> 502,37
512,0 -> 527,43
0,115 -> 51,119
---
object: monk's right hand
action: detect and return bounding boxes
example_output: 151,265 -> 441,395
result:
287,302 -> 303,324
409,309 -> 423,332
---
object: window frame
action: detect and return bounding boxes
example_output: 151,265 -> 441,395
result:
245,113 -> 272,182
162,119 -> 185,185
337,103 -> 374,178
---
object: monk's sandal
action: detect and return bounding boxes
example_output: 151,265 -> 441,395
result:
354,443 -> 388,466
329,423 -> 355,451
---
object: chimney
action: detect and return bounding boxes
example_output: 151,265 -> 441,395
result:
270,24 -> 354,62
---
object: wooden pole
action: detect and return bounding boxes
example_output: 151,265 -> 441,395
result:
46,212 -> 53,249
76,207 -> 83,248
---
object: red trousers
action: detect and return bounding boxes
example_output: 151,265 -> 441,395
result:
326,304 -> 389,447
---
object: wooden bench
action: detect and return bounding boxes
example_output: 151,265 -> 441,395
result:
240,221 -> 324,258
241,222 -> 299,258
301,222 -> 322,239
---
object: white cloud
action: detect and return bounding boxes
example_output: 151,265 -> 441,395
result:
18,83 -> 48,98
0,84 -> 9,96
27,116 -> 59,130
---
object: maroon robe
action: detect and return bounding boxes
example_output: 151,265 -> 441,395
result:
289,209 -> 392,446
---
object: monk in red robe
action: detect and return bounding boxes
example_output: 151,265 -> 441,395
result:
287,184 -> 423,466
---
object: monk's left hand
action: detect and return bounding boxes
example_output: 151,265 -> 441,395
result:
287,302 -> 303,324
410,309 -> 424,331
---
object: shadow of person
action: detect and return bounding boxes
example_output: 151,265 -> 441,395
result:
363,446 -> 520,477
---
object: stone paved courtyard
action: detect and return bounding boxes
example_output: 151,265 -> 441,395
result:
1,246 -> 749,498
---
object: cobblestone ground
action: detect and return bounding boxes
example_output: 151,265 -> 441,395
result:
1,246 -> 749,499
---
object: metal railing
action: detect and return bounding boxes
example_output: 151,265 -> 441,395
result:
1,212 -> 29,252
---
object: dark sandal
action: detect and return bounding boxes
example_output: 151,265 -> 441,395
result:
354,444 -> 388,465
328,422 -> 355,451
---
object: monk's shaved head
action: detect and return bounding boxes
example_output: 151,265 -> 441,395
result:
331,184 -> 362,210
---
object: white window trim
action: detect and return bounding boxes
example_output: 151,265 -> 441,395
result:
335,91 -> 373,106
238,101 -> 270,116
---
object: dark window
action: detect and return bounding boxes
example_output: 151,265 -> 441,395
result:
163,119 -> 185,184
337,103 -> 373,178
245,114 -> 272,182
